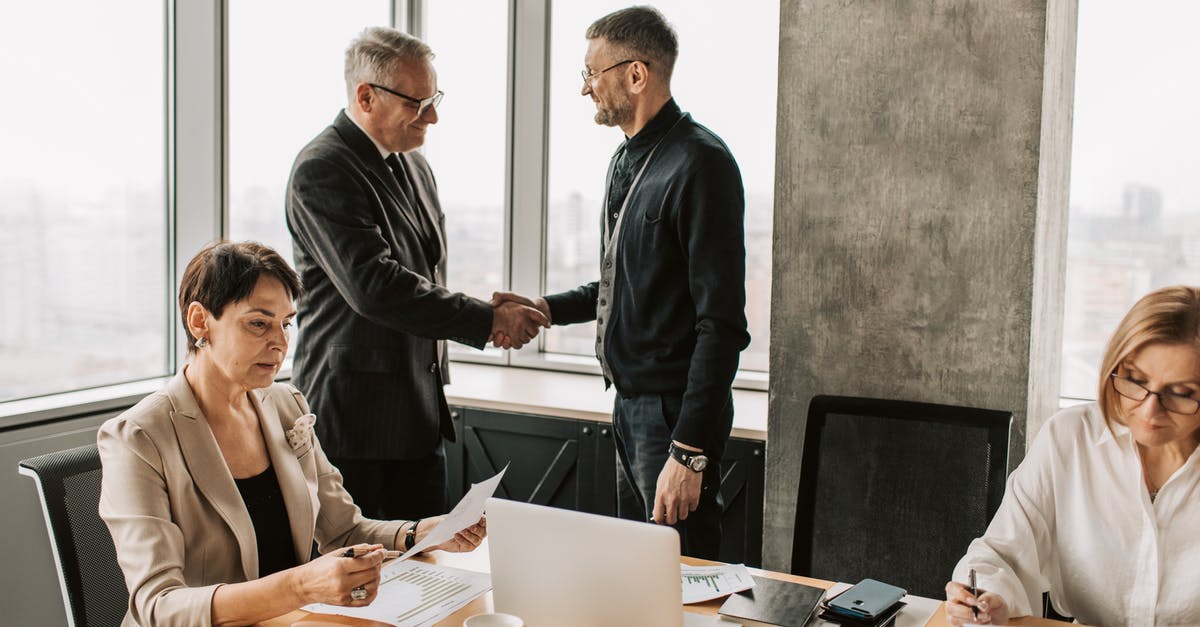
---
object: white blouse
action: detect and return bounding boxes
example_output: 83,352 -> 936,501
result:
952,403 -> 1200,627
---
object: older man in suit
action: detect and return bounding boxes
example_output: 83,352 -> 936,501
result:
286,27 -> 547,520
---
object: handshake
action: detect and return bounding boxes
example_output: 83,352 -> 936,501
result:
489,291 -> 552,349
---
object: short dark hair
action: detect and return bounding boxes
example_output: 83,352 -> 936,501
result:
586,6 -> 679,82
178,241 -> 302,352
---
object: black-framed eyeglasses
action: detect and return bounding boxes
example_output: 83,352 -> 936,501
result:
368,83 -> 444,116
580,59 -> 646,85
1110,373 -> 1200,415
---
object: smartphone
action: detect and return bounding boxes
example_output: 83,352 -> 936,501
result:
825,578 -> 906,621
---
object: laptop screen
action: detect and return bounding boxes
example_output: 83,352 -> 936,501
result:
486,498 -> 684,627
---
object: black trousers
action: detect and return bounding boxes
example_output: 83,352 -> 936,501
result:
329,443 -> 447,520
612,393 -> 725,560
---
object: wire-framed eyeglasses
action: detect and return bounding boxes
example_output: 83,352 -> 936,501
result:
580,59 -> 646,85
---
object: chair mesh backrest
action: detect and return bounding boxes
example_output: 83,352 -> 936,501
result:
792,396 -> 1010,599
20,444 -> 128,627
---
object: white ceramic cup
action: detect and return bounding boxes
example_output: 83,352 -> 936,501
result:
463,612 -> 524,627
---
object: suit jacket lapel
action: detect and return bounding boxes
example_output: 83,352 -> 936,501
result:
165,370 -> 257,580
253,389 -> 317,565
398,151 -> 446,270
331,112 -> 427,243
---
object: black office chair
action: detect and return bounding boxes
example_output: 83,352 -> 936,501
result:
19,444 -> 128,627
791,395 -> 1011,599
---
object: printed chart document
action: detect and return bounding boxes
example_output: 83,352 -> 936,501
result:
398,464 -> 508,561
303,560 -> 491,627
681,563 -> 756,604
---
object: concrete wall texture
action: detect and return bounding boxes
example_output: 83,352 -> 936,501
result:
765,0 -> 1077,572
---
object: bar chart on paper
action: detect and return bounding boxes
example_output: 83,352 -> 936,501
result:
303,560 -> 492,626
680,563 -> 755,604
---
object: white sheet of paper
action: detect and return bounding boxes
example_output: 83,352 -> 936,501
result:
681,563 -> 756,604
303,560 -> 491,627
396,464 -> 508,561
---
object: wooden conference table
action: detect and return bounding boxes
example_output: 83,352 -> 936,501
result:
261,539 -> 1071,626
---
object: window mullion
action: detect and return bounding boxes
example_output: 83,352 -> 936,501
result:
508,0 -> 552,368
172,0 -> 224,369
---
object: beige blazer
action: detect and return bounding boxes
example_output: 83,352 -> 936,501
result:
97,370 -> 404,626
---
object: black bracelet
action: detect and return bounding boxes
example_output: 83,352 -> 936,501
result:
404,519 -> 421,551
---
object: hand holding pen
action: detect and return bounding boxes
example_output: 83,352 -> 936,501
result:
341,546 -> 402,559
943,569 -> 1011,626
290,544 -> 386,607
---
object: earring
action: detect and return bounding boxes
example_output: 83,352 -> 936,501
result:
196,337 -> 209,349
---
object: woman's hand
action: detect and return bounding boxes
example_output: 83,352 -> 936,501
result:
291,543 -> 385,606
418,515 -> 487,553
944,580 -> 1010,626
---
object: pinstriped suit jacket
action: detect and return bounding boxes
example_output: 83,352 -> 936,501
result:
286,111 -> 493,459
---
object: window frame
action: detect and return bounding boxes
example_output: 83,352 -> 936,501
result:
0,0 -> 770,422
438,0 -> 769,391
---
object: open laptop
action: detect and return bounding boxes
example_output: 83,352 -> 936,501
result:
486,497 -> 685,627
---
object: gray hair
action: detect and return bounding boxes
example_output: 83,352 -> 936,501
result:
344,26 -> 434,100
586,6 -> 678,82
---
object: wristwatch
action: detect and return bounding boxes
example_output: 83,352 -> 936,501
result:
668,442 -> 709,473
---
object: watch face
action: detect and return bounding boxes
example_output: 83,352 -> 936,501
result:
689,456 -> 708,472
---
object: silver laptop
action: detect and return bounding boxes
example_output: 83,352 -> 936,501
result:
486,497 -> 684,627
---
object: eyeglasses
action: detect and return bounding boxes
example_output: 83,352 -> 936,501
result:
580,59 -> 646,85
368,83 -> 444,116
1110,373 -> 1200,415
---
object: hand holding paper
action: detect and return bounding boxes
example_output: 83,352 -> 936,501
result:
396,465 -> 508,561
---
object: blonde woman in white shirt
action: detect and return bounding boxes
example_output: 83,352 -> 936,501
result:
945,286 -> 1200,627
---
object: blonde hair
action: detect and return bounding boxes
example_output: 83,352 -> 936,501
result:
1097,286 -> 1200,424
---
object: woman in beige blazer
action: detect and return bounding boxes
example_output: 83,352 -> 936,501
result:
98,241 -> 485,626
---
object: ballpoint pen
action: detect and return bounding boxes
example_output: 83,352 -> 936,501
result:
341,547 -> 402,559
968,568 -> 979,620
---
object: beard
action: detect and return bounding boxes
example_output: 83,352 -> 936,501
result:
593,90 -> 634,127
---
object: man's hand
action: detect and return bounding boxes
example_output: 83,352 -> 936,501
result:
489,291 -> 551,349
652,443 -> 704,525
490,299 -> 550,349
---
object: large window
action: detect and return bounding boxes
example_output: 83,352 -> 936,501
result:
0,1 -> 776,409
544,2 -> 778,372
423,1 -> 510,357
0,0 -> 167,402
228,0 -> 390,268
1060,2 -> 1200,399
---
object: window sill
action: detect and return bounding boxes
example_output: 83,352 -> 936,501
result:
0,360 -> 768,441
444,362 -> 768,441
0,376 -> 174,430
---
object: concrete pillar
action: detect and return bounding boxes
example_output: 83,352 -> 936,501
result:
765,0 -> 1077,571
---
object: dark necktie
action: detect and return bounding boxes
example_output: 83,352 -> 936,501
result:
385,153 -> 446,365
385,153 -> 419,206
384,153 -> 440,273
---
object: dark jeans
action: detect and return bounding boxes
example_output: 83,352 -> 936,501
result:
612,393 -> 725,559
329,443 -> 447,520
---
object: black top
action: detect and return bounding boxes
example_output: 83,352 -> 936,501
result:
234,464 -> 299,577
545,100 -> 750,457
605,99 -> 684,233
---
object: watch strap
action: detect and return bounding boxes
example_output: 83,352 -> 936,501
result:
669,443 -> 706,472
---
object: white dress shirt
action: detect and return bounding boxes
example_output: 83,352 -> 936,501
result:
953,403 -> 1200,627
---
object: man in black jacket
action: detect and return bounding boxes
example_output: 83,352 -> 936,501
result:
286,27 -> 548,520
495,7 -> 749,558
